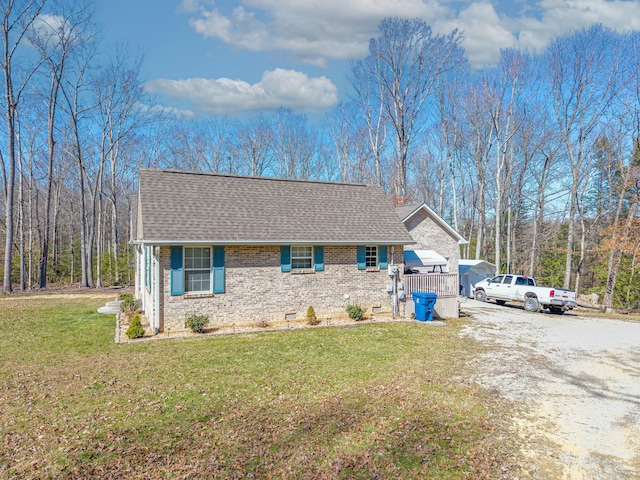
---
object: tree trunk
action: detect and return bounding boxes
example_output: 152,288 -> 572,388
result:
603,196 -> 639,308
575,211 -> 587,295
39,93 -> 58,289
18,146 -> 25,291
563,185 -> 577,289
28,155 -> 34,290
3,109 -> 16,293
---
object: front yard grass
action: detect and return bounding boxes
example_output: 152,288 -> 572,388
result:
0,295 -> 517,479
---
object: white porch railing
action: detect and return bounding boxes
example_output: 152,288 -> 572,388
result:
404,273 -> 459,298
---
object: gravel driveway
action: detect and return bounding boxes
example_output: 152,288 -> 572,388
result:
460,299 -> 640,479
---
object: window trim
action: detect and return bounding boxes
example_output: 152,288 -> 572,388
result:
291,245 -> 313,270
365,245 -> 378,268
184,246 -> 212,294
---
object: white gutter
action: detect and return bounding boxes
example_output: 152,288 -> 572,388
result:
131,239 -> 416,246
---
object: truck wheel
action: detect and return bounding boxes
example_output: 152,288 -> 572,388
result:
524,297 -> 540,312
475,290 -> 487,302
549,306 -> 564,315
496,300 -> 506,306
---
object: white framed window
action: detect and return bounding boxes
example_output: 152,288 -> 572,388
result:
365,245 -> 378,268
291,245 -> 313,269
184,247 -> 211,293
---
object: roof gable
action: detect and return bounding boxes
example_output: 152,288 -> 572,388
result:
458,259 -> 496,275
396,203 -> 468,245
137,169 -> 415,245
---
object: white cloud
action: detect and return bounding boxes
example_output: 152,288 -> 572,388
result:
436,3 -> 517,69
29,14 -> 74,49
139,103 -> 197,119
33,13 -> 68,34
189,5 -> 270,51
516,0 -> 640,54
145,68 -> 338,115
183,0 -> 449,66
181,0 -> 640,70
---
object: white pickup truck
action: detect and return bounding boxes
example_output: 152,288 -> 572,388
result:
473,274 -> 577,314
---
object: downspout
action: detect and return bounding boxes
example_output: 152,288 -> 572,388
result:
391,246 -> 398,317
154,246 -> 161,334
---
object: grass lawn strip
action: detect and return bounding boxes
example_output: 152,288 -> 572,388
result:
0,295 -> 517,478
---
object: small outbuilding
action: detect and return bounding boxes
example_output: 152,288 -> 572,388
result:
459,259 -> 496,298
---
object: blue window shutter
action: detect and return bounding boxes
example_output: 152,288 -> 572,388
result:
280,246 -> 291,272
379,245 -> 388,269
170,246 -> 183,295
213,246 -> 225,293
357,245 -> 366,270
314,246 -> 324,271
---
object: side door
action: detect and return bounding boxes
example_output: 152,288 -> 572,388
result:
512,276 -> 529,300
484,275 -> 504,298
496,275 -> 514,299
492,275 -> 513,300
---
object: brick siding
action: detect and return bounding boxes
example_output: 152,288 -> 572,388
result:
403,210 -> 460,271
159,245 -> 402,332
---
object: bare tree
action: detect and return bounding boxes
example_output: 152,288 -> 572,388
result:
546,25 -> 624,289
30,0 -> 93,288
58,35 -> 96,287
488,50 -> 528,274
92,48 -> 146,286
273,108 -> 317,180
167,118 -> 231,173
349,58 -> 387,186
234,114 -> 273,176
601,121 -> 640,307
460,80 -> 495,262
326,102 -> 354,182
435,77 -> 464,231
1,0 -> 46,293
355,18 -> 466,198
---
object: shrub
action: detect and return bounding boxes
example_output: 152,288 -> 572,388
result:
306,306 -> 320,325
125,315 -> 145,339
119,294 -> 141,314
346,304 -> 365,321
185,313 -> 209,333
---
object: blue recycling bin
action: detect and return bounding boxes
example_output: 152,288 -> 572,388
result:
412,292 -> 438,321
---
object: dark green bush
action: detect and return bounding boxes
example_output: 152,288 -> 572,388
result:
307,306 -> 320,325
125,315 -> 145,339
185,313 -> 209,333
346,304 -> 365,321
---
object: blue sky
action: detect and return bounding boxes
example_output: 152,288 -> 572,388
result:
96,0 -> 640,119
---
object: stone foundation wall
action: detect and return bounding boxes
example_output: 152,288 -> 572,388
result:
159,245 -> 402,332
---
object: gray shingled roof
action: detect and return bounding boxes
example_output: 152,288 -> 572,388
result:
395,204 -> 417,221
136,169 -> 415,245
